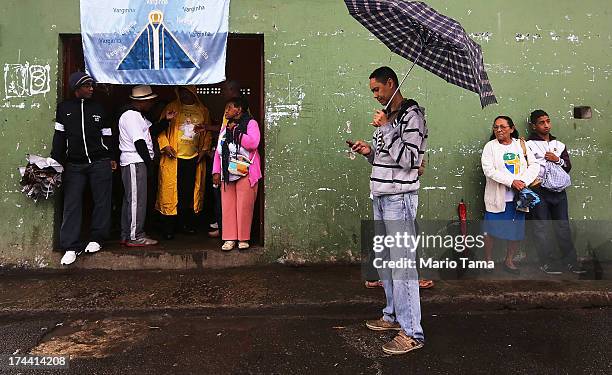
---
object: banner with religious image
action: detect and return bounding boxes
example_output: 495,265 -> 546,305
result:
80,0 -> 229,85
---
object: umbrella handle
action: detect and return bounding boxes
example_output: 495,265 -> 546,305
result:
384,51 -> 422,113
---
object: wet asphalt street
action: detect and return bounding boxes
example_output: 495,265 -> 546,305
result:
0,307 -> 610,375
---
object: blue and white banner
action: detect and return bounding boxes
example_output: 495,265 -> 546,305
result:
80,0 -> 229,85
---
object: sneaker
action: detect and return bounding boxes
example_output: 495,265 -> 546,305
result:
183,227 -> 197,235
419,279 -> 435,289
503,263 -> 521,275
60,251 -> 77,265
567,263 -> 587,274
208,229 -> 220,238
382,331 -> 424,355
365,317 -> 401,331
540,264 -> 562,275
221,241 -> 236,251
238,241 -> 250,249
126,237 -> 159,247
364,280 -> 383,289
210,222 -> 219,229
84,241 -> 101,253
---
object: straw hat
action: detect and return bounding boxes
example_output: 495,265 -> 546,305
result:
130,85 -> 158,101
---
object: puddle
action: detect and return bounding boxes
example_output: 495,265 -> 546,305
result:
31,318 -> 150,358
335,323 -> 395,359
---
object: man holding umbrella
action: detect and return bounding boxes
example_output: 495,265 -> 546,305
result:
344,0 -> 498,355
351,66 -> 428,355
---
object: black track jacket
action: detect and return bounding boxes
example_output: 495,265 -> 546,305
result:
51,98 -> 112,164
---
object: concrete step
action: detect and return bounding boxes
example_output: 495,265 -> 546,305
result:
60,237 -> 265,270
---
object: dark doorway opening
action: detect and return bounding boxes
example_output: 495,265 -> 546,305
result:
56,34 -> 265,251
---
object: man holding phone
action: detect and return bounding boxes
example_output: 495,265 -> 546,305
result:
351,66 -> 428,355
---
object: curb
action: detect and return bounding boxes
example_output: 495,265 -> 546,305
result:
1,291 -> 610,320
423,291 -> 612,311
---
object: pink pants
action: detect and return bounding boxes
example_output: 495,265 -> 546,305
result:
221,177 -> 258,241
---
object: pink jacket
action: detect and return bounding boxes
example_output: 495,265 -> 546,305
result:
213,119 -> 262,187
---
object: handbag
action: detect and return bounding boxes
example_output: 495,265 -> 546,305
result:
519,138 -> 542,188
228,154 -> 254,177
541,161 -> 571,192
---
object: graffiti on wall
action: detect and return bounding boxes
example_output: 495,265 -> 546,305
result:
4,62 -> 51,98
2,61 -> 51,109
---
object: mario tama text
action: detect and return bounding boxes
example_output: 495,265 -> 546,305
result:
371,232 -> 492,270
373,257 -> 494,271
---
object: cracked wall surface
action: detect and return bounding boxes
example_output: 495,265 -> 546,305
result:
0,0 -> 611,266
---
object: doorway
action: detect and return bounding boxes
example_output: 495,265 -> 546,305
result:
57,33 -> 265,250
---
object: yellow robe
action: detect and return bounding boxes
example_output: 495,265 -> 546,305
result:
156,86 -> 213,215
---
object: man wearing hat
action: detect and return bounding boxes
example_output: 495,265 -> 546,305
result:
51,72 -> 115,265
118,85 -> 176,246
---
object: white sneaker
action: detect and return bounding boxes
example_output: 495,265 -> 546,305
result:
221,241 -> 236,251
238,241 -> 250,249
60,251 -> 77,265
84,241 -> 101,253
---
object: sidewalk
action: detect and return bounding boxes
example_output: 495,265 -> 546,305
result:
1,264 -> 610,318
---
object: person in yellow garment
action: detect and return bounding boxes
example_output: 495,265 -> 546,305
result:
156,86 -> 213,239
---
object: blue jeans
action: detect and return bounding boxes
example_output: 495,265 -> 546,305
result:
372,192 -> 424,342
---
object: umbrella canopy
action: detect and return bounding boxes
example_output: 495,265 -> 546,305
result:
345,0 -> 497,108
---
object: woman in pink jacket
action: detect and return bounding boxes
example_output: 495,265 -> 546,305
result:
212,97 -> 262,251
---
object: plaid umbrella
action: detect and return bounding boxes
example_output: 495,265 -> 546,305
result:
345,0 -> 497,108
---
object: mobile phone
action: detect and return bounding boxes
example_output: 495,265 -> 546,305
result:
346,139 -> 355,147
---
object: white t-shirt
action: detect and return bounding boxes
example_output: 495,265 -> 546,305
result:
118,110 -> 154,167
499,142 -> 522,202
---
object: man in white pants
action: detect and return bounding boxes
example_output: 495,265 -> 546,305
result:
119,85 -> 175,246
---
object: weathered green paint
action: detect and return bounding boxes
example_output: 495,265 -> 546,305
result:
0,0 -> 610,267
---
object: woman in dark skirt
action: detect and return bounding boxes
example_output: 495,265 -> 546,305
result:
481,116 -> 540,274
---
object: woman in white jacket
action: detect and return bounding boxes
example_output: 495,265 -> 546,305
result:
481,116 -> 540,274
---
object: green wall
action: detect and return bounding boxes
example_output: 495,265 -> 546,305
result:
1,0 -> 610,267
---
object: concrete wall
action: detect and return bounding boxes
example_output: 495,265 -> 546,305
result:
1,0 -> 610,267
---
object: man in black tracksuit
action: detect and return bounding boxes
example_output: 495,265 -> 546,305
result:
51,72 -> 115,265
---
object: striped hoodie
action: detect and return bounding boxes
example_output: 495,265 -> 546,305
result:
366,100 -> 428,196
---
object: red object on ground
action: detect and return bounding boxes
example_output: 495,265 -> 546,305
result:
458,199 -> 467,221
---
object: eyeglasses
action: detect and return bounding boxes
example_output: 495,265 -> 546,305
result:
492,125 -> 511,130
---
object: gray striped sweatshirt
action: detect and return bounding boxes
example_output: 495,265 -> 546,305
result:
366,104 -> 428,196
